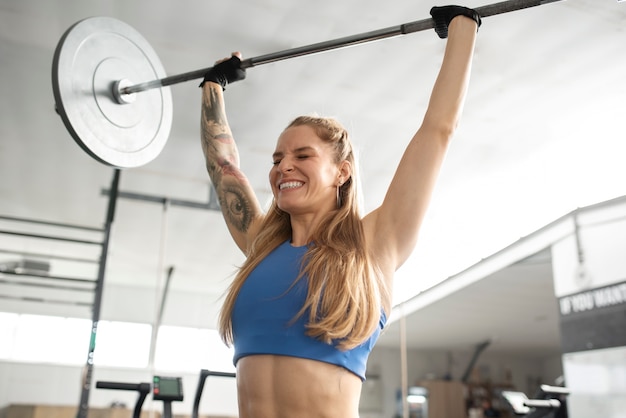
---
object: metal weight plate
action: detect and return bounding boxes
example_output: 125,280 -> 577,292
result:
52,17 -> 173,168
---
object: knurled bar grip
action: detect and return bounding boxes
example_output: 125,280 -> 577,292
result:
120,0 -> 563,95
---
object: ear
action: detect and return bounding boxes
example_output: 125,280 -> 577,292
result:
337,159 -> 352,185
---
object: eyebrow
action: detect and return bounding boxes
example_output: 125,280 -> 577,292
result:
272,146 -> 317,159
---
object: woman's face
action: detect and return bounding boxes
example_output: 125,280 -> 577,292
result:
270,125 -> 345,216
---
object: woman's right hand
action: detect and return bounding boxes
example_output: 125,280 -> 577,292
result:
200,52 -> 246,89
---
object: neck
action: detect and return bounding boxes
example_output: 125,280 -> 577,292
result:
289,212 -> 328,247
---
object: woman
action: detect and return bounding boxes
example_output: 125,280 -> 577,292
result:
199,6 -> 480,417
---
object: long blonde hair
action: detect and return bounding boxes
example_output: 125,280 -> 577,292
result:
218,115 -> 386,350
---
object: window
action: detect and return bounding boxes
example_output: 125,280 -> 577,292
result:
93,321 -> 151,368
12,314 -> 91,364
155,326 -> 234,373
0,311 -> 18,359
0,312 -> 232,373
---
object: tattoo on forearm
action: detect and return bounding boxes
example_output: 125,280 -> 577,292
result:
200,89 -> 253,234
219,185 -> 253,233
201,92 -> 234,181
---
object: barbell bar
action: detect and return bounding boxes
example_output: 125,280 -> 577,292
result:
120,0 -> 563,96
52,0 -> 564,169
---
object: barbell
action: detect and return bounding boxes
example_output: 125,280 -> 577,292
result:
52,0 -> 563,169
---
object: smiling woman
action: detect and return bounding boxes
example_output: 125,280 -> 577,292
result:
199,6 -> 481,418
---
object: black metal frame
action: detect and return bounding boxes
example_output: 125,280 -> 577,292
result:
0,208 -> 104,307
76,169 -> 121,418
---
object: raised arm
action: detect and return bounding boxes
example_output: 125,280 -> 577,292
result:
365,7 -> 480,273
200,56 -> 263,253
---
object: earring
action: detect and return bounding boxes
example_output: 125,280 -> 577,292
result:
336,181 -> 343,209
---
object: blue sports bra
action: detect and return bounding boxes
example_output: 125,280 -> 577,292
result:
231,240 -> 386,381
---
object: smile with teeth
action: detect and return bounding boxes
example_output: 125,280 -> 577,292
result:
279,181 -> 303,190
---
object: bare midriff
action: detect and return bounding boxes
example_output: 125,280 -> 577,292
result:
236,355 -> 362,418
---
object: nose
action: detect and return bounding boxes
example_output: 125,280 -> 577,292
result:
278,157 -> 294,172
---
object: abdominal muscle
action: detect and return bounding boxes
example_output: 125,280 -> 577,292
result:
236,355 -> 362,418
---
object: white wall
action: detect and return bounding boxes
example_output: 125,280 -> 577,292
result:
551,200 -> 626,418
552,209 -> 626,297
562,347 -> 626,418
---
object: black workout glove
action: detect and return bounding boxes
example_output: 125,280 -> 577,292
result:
199,55 -> 246,89
430,5 -> 481,39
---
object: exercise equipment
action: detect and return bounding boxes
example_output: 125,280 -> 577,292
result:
153,376 -> 184,418
96,375 -> 183,418
77,169 -> 121,418
52,18 -> 172,168
192,369 -> 236,418
95,380 -> 151,418
52,0 -> 564,168
95,369 -> 235,418
500,384 -> 570,418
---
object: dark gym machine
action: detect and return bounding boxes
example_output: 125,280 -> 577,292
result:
96,369 -> 236,418
499,383 -> 570,418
